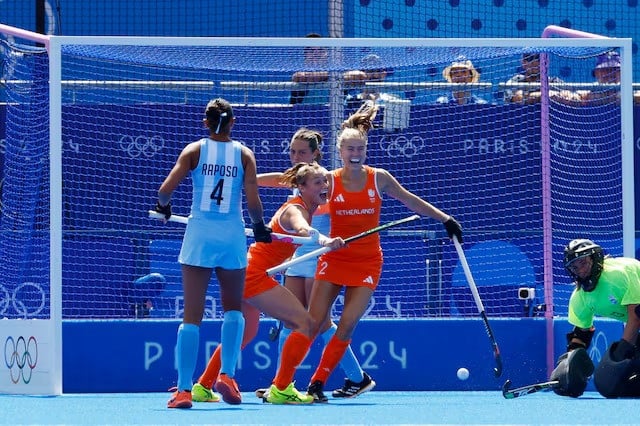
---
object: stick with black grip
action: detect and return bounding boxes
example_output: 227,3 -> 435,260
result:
453,236 -> 503,377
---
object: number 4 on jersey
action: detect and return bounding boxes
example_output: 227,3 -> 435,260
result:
210,179 -> 224,205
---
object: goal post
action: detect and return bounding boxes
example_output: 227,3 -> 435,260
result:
0,25 -> 62,395
0,26 -> 633,394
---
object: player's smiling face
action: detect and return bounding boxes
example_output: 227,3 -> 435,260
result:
340,137 -> 367,168
300,172 -> 329,205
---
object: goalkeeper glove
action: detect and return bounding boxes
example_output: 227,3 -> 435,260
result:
252,220 -> 272,243
155,201 -> 172,220
611,339 -> 637,362
443,216 -> 463,242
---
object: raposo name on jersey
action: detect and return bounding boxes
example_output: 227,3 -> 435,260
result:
201,164 -> 239,177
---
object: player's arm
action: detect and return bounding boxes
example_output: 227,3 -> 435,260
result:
622,303 -> 640,343
280,205 -> 343,249
257,172 -> 285,188
376,168 -> 462,241
155,142 -> 198,217
241,146 -> 270,242
565,326 -> 595,351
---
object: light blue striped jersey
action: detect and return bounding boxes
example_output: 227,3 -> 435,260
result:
190,138 -> 245,220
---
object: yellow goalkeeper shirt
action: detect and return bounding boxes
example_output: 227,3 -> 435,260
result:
568,257 -> 640,329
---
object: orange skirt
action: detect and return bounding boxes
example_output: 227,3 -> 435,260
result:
315,249 -> 383,290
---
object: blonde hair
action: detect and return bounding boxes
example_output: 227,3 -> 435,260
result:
337,101 -> 378,149
279,162 -> 328,188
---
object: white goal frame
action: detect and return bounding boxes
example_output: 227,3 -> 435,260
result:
0,25 -> 633,394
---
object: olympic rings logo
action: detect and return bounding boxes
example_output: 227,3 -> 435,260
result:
379,135 -> 425,159
0,282 -> 47,319
589,331 -> 608,364
119,135 -> 165,158
4,336 -> 38,384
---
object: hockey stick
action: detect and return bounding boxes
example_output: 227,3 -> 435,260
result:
502,379 -> 559,399
453,236 -> 503,377
268,272 -> 287,341
268,320 -> 284,341
266,214 -> 421,276
148,210 -> 314,244
149,210 -> 189,224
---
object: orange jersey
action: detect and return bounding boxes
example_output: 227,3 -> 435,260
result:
244,196 -> 308,299
316,166 -> 383,288
315,201 -> 330,216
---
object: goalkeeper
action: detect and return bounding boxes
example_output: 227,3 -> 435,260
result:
551,238 -> 640,398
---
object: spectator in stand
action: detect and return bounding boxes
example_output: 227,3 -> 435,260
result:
290,33 -> 329,105
435,56 -> 488,105
504,53 -> 580,105
578,51 -> 621,106
290,33 -> 368,105
577,51 -> 640,106
344,54 -> 402,109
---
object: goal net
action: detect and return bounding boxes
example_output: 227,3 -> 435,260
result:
0,29 -> 634,392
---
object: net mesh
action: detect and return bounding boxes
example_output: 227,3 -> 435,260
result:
0,41 -> 50,319
0,38 -> 625,319
3,0 -> 639,79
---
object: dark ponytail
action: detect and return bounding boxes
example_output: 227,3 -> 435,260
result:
205,98 -> 234,134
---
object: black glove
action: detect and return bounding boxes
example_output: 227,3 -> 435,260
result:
443,216 -> 463,242
154,201 -> 171,220
612,339 -> 637,362
550,348 -> 594,398
252,220 -> 272,243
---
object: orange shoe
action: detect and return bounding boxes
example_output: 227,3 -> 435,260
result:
214,373 -> 242,405
167,389 -> 192,409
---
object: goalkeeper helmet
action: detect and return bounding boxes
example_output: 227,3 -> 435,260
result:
563,239 -> 604,292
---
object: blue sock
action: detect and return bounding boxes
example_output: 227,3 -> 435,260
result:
321,323 -> 364,383
220,310 -> 245,377
276,327 -> 292,369
176,323 -> 199,391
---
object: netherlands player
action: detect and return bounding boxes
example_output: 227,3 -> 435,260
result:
298,102 -> 463,401
190,162 -> 345,405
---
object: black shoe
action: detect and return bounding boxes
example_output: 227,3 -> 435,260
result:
255,387 -> 269,399
332,372 -> 376,398
307,380 -> 328,403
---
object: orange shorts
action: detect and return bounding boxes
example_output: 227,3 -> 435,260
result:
315,249 -> 383,290
243,260 -> 280,299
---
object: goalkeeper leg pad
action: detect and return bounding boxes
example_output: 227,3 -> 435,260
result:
550,347 -> 594,398
594,341 -> 636,398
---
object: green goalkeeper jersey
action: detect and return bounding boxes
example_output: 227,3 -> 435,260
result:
568,257 -> 640,329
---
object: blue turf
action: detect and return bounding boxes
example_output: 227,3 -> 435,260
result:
1,391 -> 637,425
